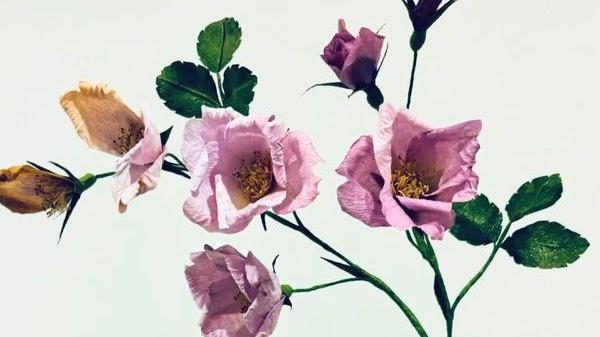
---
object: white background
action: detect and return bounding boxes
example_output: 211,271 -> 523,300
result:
0,0 -> 599,336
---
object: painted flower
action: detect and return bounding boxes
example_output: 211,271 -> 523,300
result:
321,19 -> 385,90
185,244 -> 284,337
336,104 -> 481,239
60,82 -> 167,212
182,107 -> 321,233
0,165 -> 74,216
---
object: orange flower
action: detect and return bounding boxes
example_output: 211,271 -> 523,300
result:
0,165 -> 74,216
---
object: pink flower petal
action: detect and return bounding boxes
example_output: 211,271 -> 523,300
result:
272,131 -> 321,214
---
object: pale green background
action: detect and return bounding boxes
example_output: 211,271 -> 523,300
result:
0,0 -> 598,336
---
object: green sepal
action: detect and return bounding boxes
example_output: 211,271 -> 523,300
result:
160,126 -> 173,146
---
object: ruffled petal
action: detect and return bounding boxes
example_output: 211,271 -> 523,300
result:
396,197 -> 454,240
407,119 -> 482,202
272,131 -> 321,214
112,112 -> 166,213
59,82 -> 144,156
373,104 -> 430,182
379,182 -> 416,230
339,27 -> 384,88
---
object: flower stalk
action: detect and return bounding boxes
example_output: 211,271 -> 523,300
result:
264,211 -> 429,337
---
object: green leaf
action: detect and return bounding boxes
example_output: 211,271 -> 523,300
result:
451,194 -> 502,246
197,17 -> 242,73
501,221 -> 589,269
156,61 -> 220,118
222,65 -> 257,115
506,174 -> 563,222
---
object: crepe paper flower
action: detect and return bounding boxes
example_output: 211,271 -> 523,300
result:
321,19 -> 385,91
181,107 -> 321,233
0,164 -> 75,216
60,82 -> 167,212
185,244 -> 284,337
403,0 -> 458,50
0,162 -> 100,240
336,104 -> 481,239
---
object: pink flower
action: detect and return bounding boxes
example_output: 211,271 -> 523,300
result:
336,104 -> 481,239
185,244 -> 284,337
60,82 -> 167,212
321,19 -> 385,90
182,107 -> 321,233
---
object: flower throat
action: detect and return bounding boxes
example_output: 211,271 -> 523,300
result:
391,158 -> 429,199
233,151 -> 273,202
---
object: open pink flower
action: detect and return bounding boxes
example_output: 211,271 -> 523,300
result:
60,82 -> 167,212
336,104 -> 481,239
185,244 -> 284,337
321,19 -> 385,90
182,107 -> 321,233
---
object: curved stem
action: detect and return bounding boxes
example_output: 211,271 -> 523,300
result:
264,211 -> 429,337
406,51 -> 418,109
291,278 -> 361,294
94,171 -> 115,179
451,221 -> 514,313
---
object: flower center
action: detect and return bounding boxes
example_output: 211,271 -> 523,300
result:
391,158 -> 429,199
233,151 -> 273,202
112,124 -> 144,155
33,174 -> 72,217
233,291 -> 252,314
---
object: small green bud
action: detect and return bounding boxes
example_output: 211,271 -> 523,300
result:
78,173 -> 98,192
410,30 -> 427,52
281,284 -> 294,298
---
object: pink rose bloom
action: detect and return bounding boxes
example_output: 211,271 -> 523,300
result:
182,107 -> 321,233
60,82 -> 167,212
336,104 -> 481,239
185,244 -> 284,337
321,19 -> 385,90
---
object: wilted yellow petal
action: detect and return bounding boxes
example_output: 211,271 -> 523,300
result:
0,165 -> 73,215
60,82 -> 145,156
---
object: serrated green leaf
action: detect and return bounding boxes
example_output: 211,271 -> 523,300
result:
501,221 -> 589,269
156,61 -> 220,118
451,194 -> 502,246
222,65 -> 257,115
506,174 -> 563,222
197,17 -> 242,73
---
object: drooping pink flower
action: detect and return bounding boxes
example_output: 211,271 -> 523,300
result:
60,82 -> 167,212
336,104 -> 481,239
321,19 -> 385,90
185,244 -> 284,337
182,107 -> 321,233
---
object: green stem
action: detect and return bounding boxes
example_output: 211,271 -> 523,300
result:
264,211 -> 429,337
406,51 -> 418,109
451,221 -> 514,314
216,72 -> 226,106
291,278 -> 361,294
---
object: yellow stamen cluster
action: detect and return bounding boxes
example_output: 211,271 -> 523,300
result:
233,151 -> 273,202
33,174 -> 72,217
233,291 -> 252,313
112,124 -> 144,155
391,158 -> 429,199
